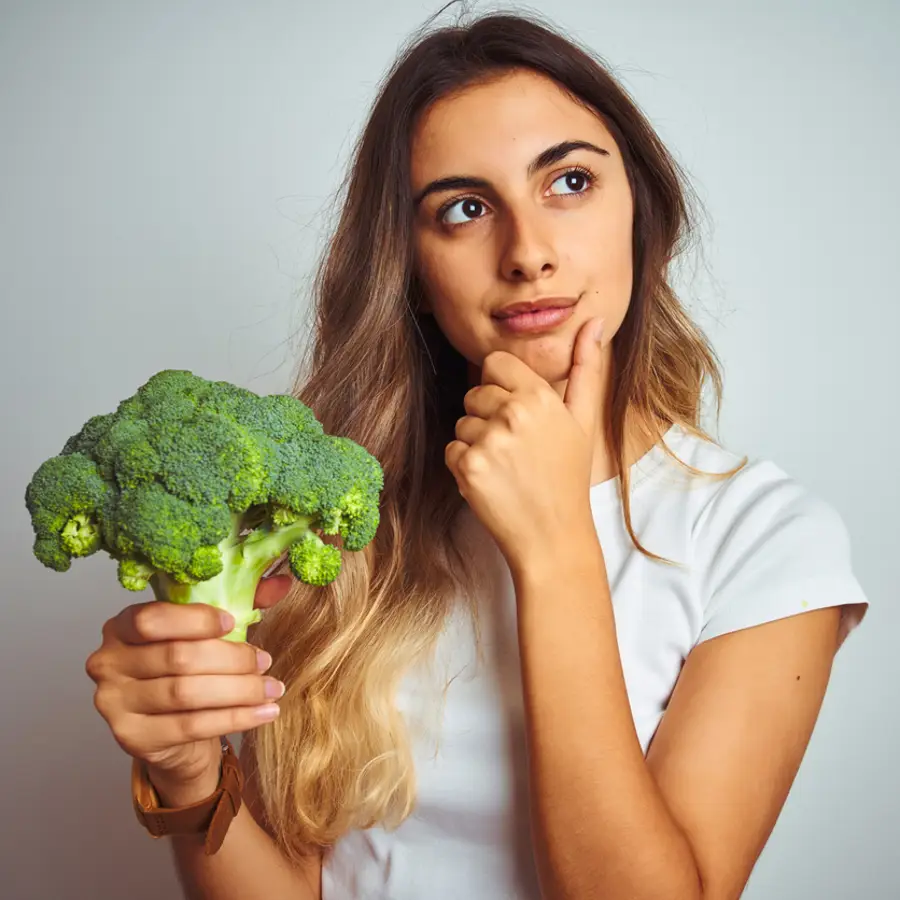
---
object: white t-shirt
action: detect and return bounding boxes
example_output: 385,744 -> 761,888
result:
321,424 -> 869,899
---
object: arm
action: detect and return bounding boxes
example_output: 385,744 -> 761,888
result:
511,534 -> 841,900
149,745 -> 322,900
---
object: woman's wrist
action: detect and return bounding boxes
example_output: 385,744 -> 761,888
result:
146,754 -> 224,808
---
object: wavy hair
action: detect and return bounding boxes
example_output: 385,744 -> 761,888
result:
249,7 -> 743,863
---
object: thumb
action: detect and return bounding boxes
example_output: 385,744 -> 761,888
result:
563,317 -> 606,436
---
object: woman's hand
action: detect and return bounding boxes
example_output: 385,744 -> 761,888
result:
84,575 -> 293,801
445,317 -> 608,570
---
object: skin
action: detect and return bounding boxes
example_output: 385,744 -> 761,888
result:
411,67 -> 646,485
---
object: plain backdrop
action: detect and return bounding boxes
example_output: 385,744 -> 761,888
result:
1,1 -> 897,897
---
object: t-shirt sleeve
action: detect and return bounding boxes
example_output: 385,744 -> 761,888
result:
694,461 -> 869,650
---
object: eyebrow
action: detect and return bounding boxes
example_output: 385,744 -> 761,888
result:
412,139 -> 610,208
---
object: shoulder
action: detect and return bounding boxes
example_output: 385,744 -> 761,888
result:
657,426 -> 845,543
686,438 -> 847,559
653,427 -> 869,648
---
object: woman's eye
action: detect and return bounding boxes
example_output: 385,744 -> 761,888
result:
441,197 -> 487,226
438,168 -> 594,227
549,168 -> 593,196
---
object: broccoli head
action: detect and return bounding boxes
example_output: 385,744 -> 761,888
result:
25,370 -> 384,642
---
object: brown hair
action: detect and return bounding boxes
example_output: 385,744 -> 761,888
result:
249,7 -> 742,863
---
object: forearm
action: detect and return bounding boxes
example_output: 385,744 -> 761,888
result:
151,768 -> 321,900
512,538 -> 702,900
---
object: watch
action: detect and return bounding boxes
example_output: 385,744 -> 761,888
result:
131,737 -> 244,855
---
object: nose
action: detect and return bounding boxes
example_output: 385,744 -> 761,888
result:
498,211 -> 558,282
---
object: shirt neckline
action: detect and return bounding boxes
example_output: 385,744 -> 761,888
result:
589,423 -> 685,509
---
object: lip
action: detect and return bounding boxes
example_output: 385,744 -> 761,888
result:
493,304 -> 577,334
493,295 -> 580,319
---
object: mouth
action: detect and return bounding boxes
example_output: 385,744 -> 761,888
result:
492,302 -> 579,335
492,295 -> 580,319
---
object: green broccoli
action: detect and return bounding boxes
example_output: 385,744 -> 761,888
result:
24,370 -> 384,642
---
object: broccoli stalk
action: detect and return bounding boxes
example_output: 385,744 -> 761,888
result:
24,370 -> 383,643
140,512 -> 329,642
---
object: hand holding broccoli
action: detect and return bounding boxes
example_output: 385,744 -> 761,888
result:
84,575 -> 294,805
26,369 -> 383,794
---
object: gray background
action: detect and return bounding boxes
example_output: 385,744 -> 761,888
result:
2,1 -> 896,897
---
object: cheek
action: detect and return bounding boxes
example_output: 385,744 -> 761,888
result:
416,236 -> 485,321
414,247 -> 484,361
591,191 -> 634,276
577,196 -> 635,330
416,232 -> 459,299
587,189 -> 634,267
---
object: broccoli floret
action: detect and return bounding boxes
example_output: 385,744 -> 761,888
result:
25,370 -> 384,642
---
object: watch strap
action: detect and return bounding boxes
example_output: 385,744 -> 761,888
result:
131,737 -> 244,855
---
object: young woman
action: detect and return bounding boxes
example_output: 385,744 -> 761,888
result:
85,11 -> 869,900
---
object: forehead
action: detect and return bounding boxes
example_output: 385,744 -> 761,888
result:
410,70 -> 612,179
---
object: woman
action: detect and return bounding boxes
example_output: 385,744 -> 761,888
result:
85,11 -> 869,900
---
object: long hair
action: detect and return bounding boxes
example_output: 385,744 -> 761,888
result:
249,8 -> 742,862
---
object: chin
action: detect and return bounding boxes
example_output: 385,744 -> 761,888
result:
508,339 -> 575,382
509,359 -> 572,390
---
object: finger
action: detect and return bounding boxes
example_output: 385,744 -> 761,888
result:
254,574 -> 294,609
454,414 -> 489,445
113,601 -> 232,646
445,440 -> 468,479
116,638 -> 266,680
123,705 -> 282,753
563,317 -> 606,437
463,383 -> 508,418
127,673 -> 285,715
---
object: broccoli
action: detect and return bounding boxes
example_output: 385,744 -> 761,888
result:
24,370 -> 384,642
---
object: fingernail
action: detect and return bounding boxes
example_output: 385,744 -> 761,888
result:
256,649 -> 273,672
264,677 -> 286,699
255,703 -> 280,721
220,611 -> 235,632
594,319 -> 606,344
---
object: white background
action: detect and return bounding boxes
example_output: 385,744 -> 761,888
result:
1,1 -> 896,897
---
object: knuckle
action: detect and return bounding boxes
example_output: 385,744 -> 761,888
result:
111,715 -> 142,756
131,603 -> 162,640
459,449 -> 484,477
536,387 -> 555,408
488,429 -> 507,451
167,676 -> 196,709
165,641 -> 195,675
178,714 -> 204,743
84,650 -> 106,683
502,400 -> 526,426
92,685 -> 115,719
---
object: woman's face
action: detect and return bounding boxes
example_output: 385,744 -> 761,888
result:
410,68 -> 635,391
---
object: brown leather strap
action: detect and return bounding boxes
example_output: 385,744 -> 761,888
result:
132,738 -> 244,855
